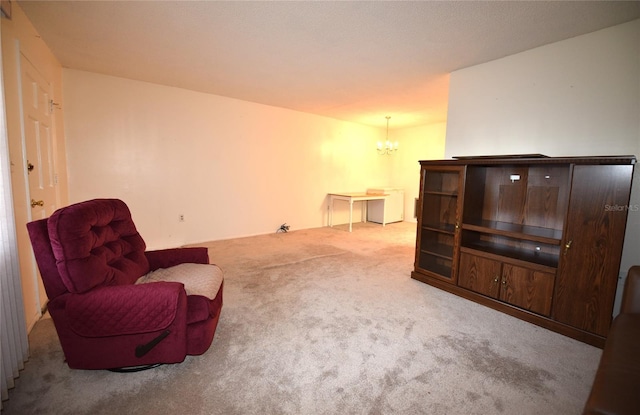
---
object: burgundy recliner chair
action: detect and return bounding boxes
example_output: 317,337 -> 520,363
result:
26,198 -> 223,370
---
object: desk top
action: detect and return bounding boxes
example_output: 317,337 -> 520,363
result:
329,192 -> 388,199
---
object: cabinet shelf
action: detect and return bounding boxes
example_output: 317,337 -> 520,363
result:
462,220 -> 562,245
422,223 -> 456,234
424,190 -> 458,197
460,242 -> 559,269
420,242 -> 453,260
417,255 -> 452,277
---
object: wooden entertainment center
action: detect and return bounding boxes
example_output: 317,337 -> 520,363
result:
411,155 -> 636,347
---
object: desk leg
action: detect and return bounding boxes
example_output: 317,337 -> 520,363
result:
329,197 -> 333,227
349,199 -> 353,232
382,199 -> 386,227
362,201 -> 367,224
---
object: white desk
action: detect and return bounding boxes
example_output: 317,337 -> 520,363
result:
328,192 -> 388,232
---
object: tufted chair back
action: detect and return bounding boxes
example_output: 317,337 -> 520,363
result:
47,198 -> 149,293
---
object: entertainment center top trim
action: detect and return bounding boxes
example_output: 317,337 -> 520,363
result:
421,155 -> 636,166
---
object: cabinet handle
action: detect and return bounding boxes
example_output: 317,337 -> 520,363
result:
493,277 -> 499,284
455,222 -> 460,230
564,240 -> 572,255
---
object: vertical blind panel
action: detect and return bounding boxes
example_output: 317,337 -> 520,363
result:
1,102 -> 29,406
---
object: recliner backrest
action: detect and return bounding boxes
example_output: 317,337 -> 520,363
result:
47,199 -> 150,293
26,218 -> 69,299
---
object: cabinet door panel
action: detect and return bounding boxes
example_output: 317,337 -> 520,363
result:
501,264 -> 554,316
554,165 -> 634,336
422,194 -> 457,231
458,253 -> 501,298
417,166 -> 464,283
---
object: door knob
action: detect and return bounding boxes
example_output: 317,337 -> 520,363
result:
30,199 -> 44,208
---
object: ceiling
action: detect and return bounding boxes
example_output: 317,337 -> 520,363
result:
17,1 -> 640,129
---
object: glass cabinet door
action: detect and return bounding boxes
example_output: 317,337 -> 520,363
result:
415,166 -> 463,283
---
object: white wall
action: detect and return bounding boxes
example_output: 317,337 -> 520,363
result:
63,70 -> 395,249
389,122 -> 447,221
444,19 -> 640,309
445,19 -> 639,159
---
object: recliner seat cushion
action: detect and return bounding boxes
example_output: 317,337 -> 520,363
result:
136,263 -> 224,300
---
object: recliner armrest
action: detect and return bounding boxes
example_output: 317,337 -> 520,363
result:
620,266 -> 640,314
65,282 -> 186,337
145,247 -> 210,270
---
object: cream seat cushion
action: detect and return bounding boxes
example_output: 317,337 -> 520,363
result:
136,263 -> 223,300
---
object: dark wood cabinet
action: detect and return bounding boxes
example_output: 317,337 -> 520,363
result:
412,156 -> 636,347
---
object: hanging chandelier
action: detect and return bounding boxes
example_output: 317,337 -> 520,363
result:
377,116 -> 398,155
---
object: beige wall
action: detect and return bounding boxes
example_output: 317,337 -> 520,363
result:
1,4 -> 68,330
63,70 -> 426,249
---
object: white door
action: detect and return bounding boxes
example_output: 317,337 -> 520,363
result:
20,53 -> 58,308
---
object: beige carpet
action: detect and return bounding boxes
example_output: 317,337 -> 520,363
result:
2,222 -> 600,414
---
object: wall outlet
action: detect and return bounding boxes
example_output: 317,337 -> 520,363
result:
179,214 -> 185,222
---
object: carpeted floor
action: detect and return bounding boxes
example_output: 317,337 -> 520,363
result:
2,222 -> 601,414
